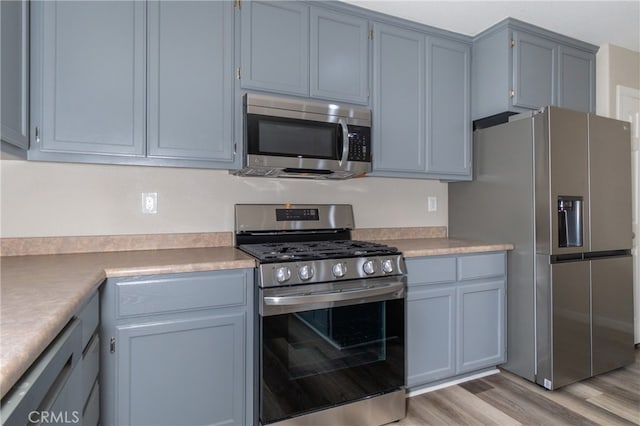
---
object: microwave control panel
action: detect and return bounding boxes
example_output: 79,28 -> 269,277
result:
347,125 -> 371,162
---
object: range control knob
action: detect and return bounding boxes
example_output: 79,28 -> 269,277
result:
274,266 -> 292,283
298,264 -> 314,281
363,260 -> 376,275
382,259 -> 394,274
332,262 -> 347,278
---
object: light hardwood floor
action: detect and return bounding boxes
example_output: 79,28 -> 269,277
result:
400,348 -> 640,425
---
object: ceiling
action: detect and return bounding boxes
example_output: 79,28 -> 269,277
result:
342,1 -> 640,52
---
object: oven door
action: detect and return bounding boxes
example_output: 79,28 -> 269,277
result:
258,277 -> 406,425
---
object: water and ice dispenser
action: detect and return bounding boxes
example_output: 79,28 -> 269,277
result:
558,196 -> 583,248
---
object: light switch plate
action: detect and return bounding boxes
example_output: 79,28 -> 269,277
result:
427,196 -> 437,212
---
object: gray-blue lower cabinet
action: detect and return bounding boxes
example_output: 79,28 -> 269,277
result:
406,252 -> 506,391
99,269 -> 253,426
0,290 -> 99,426
1,320 -> 83,425
78,292 -> 101,426
407,286 -> 456,386
456,280 -> 505,374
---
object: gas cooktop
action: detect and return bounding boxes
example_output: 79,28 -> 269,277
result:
238,240 -> 400,263
234,204 -> 406,287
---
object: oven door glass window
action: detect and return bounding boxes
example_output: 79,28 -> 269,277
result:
260,299 -> 404,424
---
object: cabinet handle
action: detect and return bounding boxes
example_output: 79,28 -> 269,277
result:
510,89 -> 515,98
110,337 -> 116,353
35,127 -> 40,143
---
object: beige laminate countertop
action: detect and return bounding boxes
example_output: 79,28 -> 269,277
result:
380,238 -> 514,258
0,246 -> 255,399
0,237 -> 513,399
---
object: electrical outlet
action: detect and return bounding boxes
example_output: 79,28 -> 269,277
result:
427,196 -> 437,212
141,192 -> 158,214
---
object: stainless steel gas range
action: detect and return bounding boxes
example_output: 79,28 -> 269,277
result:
235,204 -> 407,426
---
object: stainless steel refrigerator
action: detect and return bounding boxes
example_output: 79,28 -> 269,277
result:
449,107 -> 634,390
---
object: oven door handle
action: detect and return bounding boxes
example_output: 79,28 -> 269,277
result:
263,280 -> 404,308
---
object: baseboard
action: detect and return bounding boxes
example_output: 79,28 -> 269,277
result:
407,369 -> 500,398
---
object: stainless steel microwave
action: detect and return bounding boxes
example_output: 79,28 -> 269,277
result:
233,94 -> 372,179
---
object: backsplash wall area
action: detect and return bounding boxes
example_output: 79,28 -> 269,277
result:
0,157 -> 447,238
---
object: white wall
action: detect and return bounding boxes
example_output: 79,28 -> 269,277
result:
0,156 -> 447,238
596,43 -> 640,117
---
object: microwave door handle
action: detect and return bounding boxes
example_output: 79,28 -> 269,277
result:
339,119 -> 349,166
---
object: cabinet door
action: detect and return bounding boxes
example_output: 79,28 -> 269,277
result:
1,0 -> 29,149
114,313 -> 246,426
456,280 -> 505,374
426,37 -> 471,177
372,22 -> 425,173
31,1 -> 145,156
147,1 -> 235,163
407,286 -> 456,387
558,45 -> 595,113
512,31 -> 556,110
310,7 -> 369,104
241,1 -> 309,96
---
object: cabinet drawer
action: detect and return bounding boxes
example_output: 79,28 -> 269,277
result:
116,270 -> 249,318
83,380 -> 100,426
457,252 -> 505,281
81,335 -> 99,405
407,256 -> 456,286
1,320 -> 82,425
78,292 -> 99,350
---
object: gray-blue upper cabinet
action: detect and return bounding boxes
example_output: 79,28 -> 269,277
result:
28,0 -> 238,169
512,31 -> 557,110
372,23 -> 425,173
240,1 -> 310,96
372,22 -> 471,180
310,7 -> 369,104
1,0 -> 29,150
30,1 -> 146,157
557,45 -> 595,113
427,37 -> 471,177
147,1 -> 235,163
472,18 -> 596,120
240,1 -> 370,105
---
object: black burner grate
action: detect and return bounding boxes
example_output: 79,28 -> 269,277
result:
238,240 -> 399,262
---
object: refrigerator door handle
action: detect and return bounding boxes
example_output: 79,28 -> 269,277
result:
550,253 -> 584,263
584,249 -> 632,259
